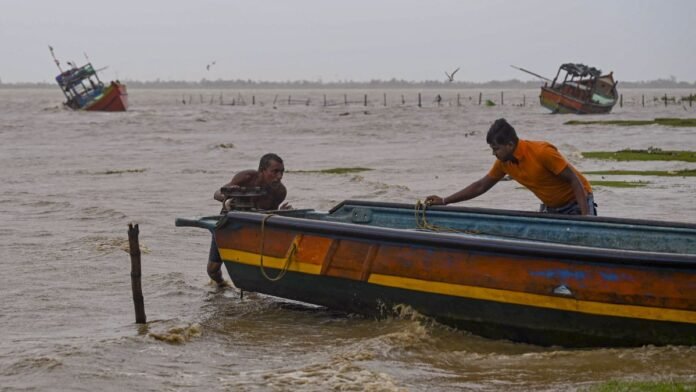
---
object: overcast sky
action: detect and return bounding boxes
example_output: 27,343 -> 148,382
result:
1,0 -> 695,83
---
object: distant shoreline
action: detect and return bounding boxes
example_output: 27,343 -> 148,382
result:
2,79 -> 695,89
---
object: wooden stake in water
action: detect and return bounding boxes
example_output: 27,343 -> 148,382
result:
128,223 -> 146,324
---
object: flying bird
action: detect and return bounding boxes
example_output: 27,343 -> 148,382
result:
206,60 -> 217,71
445,67 -> 460,82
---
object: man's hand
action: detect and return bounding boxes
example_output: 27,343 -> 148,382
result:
424,195 -> 446,206
279,202 -> 292,210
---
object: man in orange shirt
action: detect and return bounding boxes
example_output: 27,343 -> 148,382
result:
425,118 -> 597,215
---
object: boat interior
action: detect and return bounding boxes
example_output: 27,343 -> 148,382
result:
181,200 -> 695,256
280,201 -> 696,255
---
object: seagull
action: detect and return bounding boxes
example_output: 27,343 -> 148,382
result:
206,60 -> 217,71
445,67 -> 460,82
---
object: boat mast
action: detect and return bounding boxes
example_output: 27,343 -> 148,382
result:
48,45 -> 64,73
509,65 -> 551,82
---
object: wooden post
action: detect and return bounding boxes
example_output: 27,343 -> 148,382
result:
642,94 -> 644,107
128,223 -> 146,324
523,95 -> 526,106
344,94 -> 348,105
219,93 -> 223,105
418,93 -> 422,108
478,92 -> 482,105
383,93 -> 387,107
364,94 -> 367,106
401,95 -> 405,105
664,93 -> 668,107
691,94 -> 693,107
457,94 -> 461,107
288,95 -> 291,105
501,91 -> 504,106
323,94 -> 326,107
252,96 -> 256,105
620,94 -> 623,108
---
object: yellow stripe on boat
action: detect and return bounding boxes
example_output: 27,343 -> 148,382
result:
218,247 -> 696,325
219,248 -> 322,275
368,273 -> 696,324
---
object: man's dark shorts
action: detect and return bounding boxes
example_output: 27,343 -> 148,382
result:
540,194 -> 597,216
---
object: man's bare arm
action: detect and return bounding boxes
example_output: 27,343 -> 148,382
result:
213,171 -> 256,201
425,175 -> 499,206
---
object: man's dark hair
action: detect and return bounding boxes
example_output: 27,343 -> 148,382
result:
486,118 -> 518,145
259,153 -> 283,171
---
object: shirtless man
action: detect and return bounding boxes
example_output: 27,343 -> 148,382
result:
208,153 -> 290,286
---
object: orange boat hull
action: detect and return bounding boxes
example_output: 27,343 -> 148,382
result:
85,82 -> 128,112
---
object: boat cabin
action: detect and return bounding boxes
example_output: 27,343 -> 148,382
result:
55,63 -> 105,109
547,63 -> 617,105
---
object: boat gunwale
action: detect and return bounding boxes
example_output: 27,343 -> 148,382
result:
220,210 -> 696,269
330,200 -> 696,230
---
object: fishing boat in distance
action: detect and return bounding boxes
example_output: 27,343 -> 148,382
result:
513,63 -> 618,114
176,199 -> 696,347
49,46 -> 128,111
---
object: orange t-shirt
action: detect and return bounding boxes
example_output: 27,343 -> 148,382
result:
486,140 -> 592,208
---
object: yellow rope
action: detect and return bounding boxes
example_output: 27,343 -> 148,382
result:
414,200 -> 479,234
258,214 -> 296,282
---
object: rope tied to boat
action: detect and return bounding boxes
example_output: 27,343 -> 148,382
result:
414,200 -> 479,234
259,213 -> 297,282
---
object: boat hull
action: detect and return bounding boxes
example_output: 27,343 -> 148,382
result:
540,86 -> 615,114
226,261 -> 696,347
177,201 -> 696,347
84,82 -> 128,111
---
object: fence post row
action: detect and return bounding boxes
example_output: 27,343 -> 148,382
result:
173,91 -> 696,109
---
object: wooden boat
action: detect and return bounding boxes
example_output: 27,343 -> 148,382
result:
176,200 -> 696,347
50,47 -> 128,111
540,63 -> 618,114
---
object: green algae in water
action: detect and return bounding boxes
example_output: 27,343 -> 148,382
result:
589,380 -> 696,392
565,120 -> 655,126
98,168 -> 147,175
585,169 -> 696,177
289,167 -> 373,174
654,117 -> 696,126
582,149 -> 696,162
565,118 -> 696,127
590,180 -> 648,188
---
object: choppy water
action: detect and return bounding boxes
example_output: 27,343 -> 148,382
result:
1,88 -> 695,391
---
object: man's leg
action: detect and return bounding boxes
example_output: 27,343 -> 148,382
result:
207,237 -> 226,286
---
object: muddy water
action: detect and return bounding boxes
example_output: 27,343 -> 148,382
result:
1,88 -> 695,391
